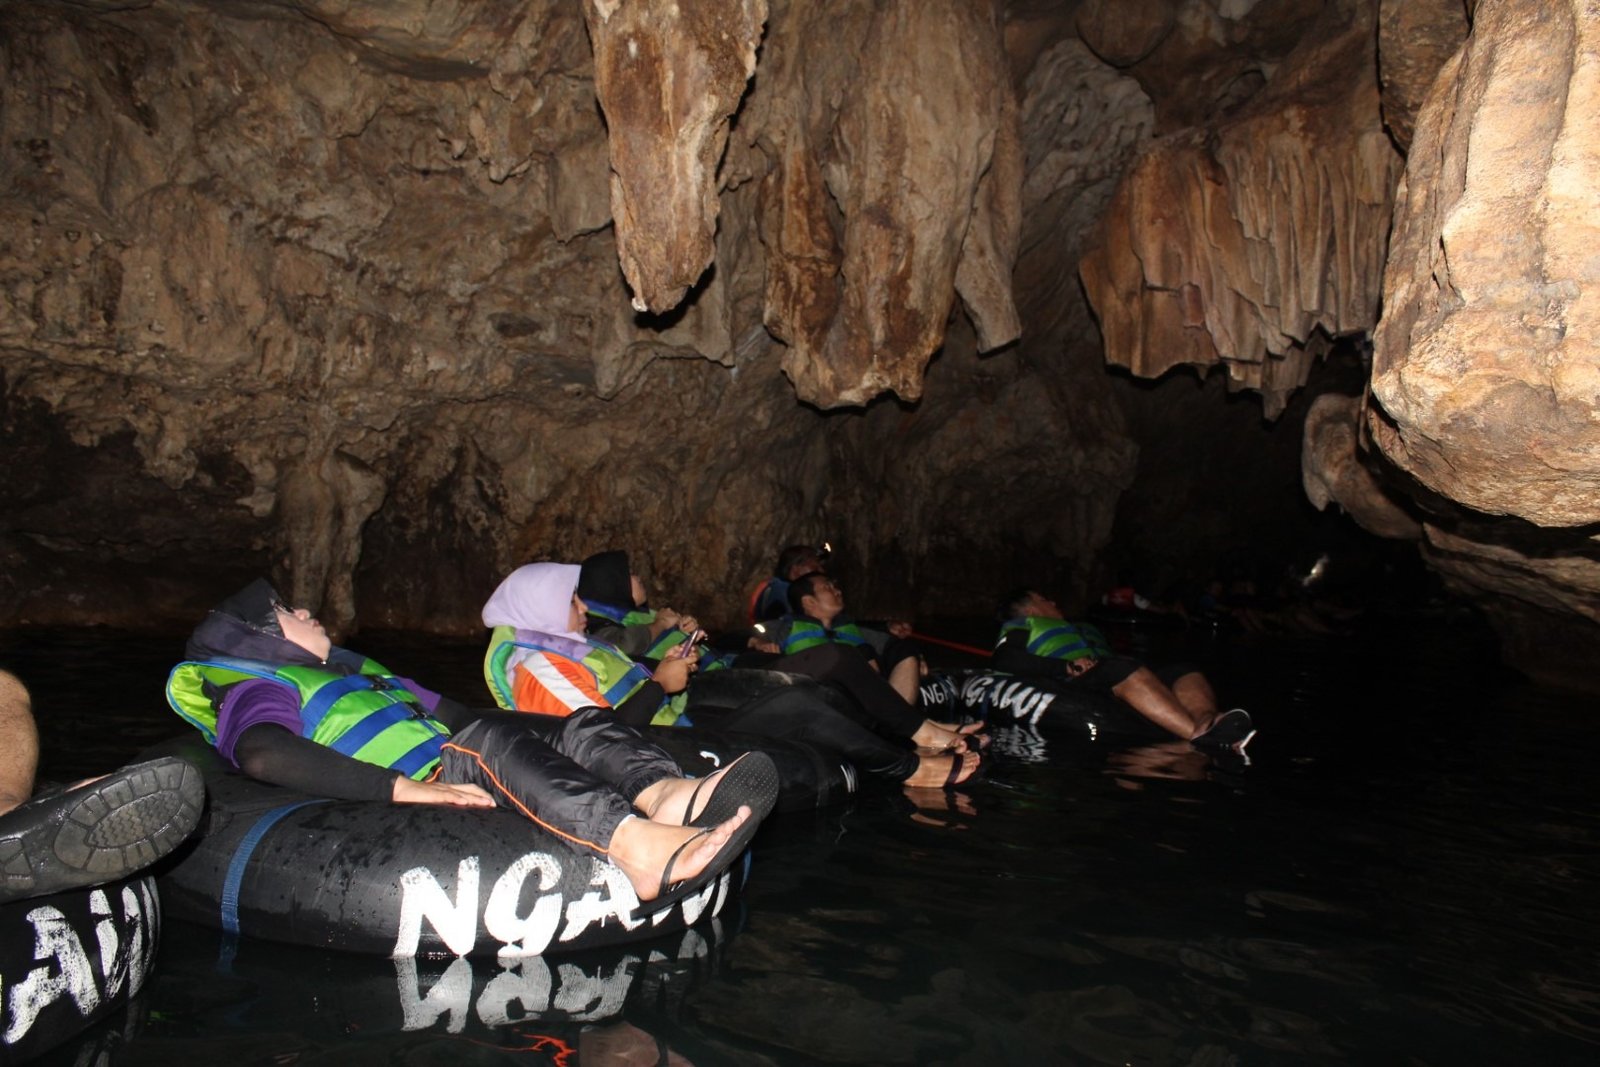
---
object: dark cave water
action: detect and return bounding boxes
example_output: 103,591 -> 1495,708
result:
4,614 -> 1599,1066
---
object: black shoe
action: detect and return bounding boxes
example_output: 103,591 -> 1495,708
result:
0,756 -> 204,903
1192,709 -> 1257,761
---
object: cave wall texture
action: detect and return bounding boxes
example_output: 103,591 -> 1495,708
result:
2,0 -> 1597,690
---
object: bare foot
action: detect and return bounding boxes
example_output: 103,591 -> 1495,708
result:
903,751 -> 979,789
912,719 -> 968,753
634,761 -> 738,826
607,805 -> 752,902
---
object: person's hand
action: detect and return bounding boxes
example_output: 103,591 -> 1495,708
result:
652,654 -> 695,694
1067,656 -> 1098,677
747,636 -> 780,654
392,777 -> 496,808
675,614 -> 699,634
887,620 -> 913,639
650,607 -> 682,638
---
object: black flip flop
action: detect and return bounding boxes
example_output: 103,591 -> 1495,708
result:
682,751 -> 780,829
942,750 -> 982,789
630,804 -> 767,921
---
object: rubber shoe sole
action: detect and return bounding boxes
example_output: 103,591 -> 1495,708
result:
0,756 -> 205,903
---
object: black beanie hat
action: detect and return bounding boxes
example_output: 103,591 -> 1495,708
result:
577,550 -> 633,609
213,577 -> 285,636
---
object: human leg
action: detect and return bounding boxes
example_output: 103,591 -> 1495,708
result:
1162,665 -> 1218,719
1152,664 -> 1254,753
773,645 -> 942,741
0,670 -> 39,816
887,656 -> 921,704
437,717 -> 763,911
1108,666 -> 1210,740
718,685 -> 921,781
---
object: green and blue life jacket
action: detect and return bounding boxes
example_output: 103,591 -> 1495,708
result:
483,625 -> 688,727
779,617 -> 871,656
585,601 -> 734,674
165,654 -> 449,780
997,616 -> 1112,663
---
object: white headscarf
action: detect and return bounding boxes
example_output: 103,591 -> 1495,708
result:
481,562 -> 585,640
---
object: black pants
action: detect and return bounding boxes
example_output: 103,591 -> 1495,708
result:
695,682 -> 920,782
752,644 -> 926,738
437,708 -> 680,859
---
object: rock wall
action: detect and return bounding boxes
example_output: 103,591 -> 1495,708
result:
0,0 -> 1140,635
7,0 -> 1600,694
1080,0 -> 1404,417
1363,0 -> 1600,688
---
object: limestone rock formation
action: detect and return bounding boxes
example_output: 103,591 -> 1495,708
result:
1301,393 -> 1422,541
750,0 -> 1023,408
1080,0 -> 1404,417
1370,0 -> 1600,528
0,0 -> 1122,635
1362,0 -> 1600,688
1376,0 -> 1470,152
583,0 -> 766,314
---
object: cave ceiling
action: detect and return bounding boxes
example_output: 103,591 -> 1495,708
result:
2,0 -> 1597,689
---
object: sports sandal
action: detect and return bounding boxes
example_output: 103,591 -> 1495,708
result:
0,756 -> 204,904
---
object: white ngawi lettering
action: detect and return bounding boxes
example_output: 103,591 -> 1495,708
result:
3,884 -> 153,1047
483,853 -> 563,960
395,956 -> 474,1033
394,850 -> 574,959
995,680 -> 1057,726
964,675 -> 1057,727
560,861 -> 637,939
393,849 -> 732,958
396,926 -> 709,1033
394,857 -> 482,958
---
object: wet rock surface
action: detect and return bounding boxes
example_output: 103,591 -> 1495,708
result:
3,0 -> 1599,688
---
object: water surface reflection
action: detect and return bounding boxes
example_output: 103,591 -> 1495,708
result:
6,618 -> 1598,1064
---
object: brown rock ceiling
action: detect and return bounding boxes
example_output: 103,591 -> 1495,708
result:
2,0 -> 1597,690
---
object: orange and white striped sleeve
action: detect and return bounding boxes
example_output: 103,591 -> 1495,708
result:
509,651 -> 609,716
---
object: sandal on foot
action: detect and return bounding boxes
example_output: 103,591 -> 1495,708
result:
1192,709 -> 1257,757
630,808 -> 766,921
943,751 -> 981,789
682,751 -> 780,829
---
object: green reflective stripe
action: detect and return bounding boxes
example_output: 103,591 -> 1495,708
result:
484,626 -> 520,710
582,642 -> 658,711
646,627 -> 687,659
782,619 -> 868,655
1001,618 -> 1111,661
651,691 -> 689,727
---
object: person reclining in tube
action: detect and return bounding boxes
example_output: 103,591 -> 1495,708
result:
482,562 -> 979,789
746,574 -> 987,754
166,579 -> 776,917
747,545 -> 925,703
747,544 -> 828,625
993,588 -> 1256,758
0,669 -> 204,904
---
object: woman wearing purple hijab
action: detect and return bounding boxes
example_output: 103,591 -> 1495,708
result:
483,563 -> 980,789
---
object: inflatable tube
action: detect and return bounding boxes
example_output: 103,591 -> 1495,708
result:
143,736 -> 746,960
645,725 -> 856,813
0,874 -> 160,1064
956,671 -> 1169,743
